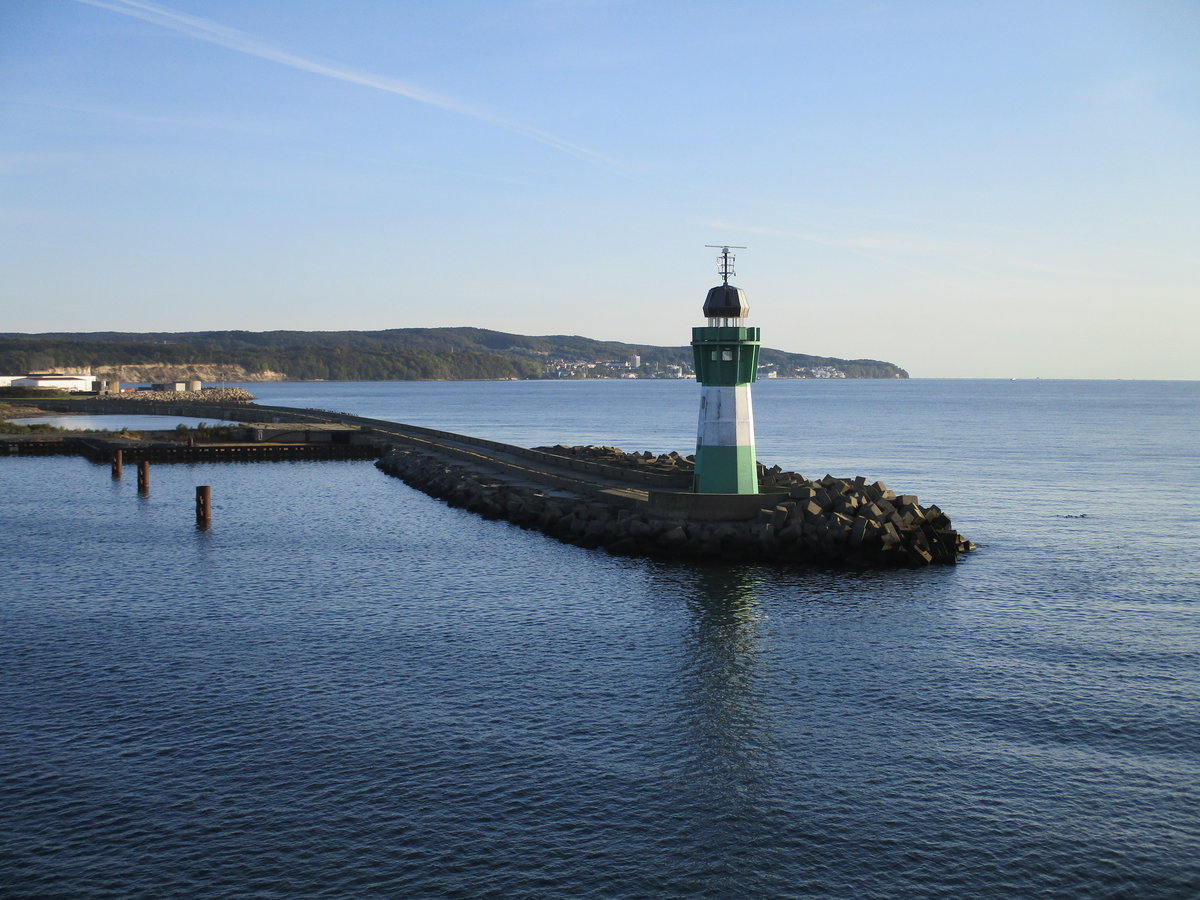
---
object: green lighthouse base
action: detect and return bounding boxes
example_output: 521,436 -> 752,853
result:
693,444 -> 759,494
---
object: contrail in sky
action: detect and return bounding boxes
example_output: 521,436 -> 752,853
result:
75,0 -> 617,168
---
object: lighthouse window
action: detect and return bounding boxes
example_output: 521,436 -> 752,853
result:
722,350 -> 733,361
711,351 -> 719,360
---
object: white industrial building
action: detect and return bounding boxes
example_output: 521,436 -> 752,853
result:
11,373 -> 97,392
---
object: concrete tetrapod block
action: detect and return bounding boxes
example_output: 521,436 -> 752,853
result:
834,493 -> 860,514
849,516 -> 868,546
907,545 -> 934,565
828,513 -> 853,543
880,522 -> 901,549
925,506 -> 952,530
853,517 -> 882,549
860,502 -> 885,523
926,529 -> 958,563
801,499 -> 825,518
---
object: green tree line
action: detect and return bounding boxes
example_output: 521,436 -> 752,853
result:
0,329 -> 907,380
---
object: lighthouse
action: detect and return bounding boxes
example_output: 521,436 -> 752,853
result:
691,246 -> 761,494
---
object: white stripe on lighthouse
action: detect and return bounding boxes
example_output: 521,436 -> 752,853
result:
697,384 -> 755,447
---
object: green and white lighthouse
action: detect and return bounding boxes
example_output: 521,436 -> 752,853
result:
691,246 -> 761,494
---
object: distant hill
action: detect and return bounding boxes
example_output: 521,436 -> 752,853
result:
0,328 -> 908,381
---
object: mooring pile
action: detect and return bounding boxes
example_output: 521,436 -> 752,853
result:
377,444 -> 973,568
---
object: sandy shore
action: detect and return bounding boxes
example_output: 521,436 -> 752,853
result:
0,403 -> 74,419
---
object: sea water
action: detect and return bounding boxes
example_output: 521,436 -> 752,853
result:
2,379 -> 1198,898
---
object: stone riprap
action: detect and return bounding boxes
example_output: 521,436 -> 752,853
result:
105,387 -> 256,403
378,444 -> 974,568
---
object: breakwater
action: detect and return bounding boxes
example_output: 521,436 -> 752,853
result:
98,387 -> 257,403
12,396 -> 973,567
378,444 -> 973,568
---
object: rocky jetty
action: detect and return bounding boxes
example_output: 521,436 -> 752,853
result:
103,387 -> 256,403
378,444 -> 974,568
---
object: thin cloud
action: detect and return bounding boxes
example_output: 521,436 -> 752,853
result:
74,0 -> 618,168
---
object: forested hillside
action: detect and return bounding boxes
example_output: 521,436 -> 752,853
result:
0,328 -> 908,380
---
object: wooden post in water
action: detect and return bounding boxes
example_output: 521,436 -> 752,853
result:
111,449 -> 123,478
137,460 -> 149,493
196,485 -> 212,526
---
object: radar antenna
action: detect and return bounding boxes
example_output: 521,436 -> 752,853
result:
705,244 -> 747,285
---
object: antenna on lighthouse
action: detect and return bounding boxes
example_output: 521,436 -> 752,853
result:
705,245 -> 747,285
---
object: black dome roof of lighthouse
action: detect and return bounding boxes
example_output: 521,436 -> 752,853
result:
703,284 -> 749,319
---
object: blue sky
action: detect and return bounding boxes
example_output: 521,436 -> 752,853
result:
2,0 -> 1197,378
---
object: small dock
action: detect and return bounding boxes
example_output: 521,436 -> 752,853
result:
1,426 -> 381,463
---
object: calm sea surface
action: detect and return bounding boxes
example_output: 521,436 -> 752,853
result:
3,379 -> 1198,898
